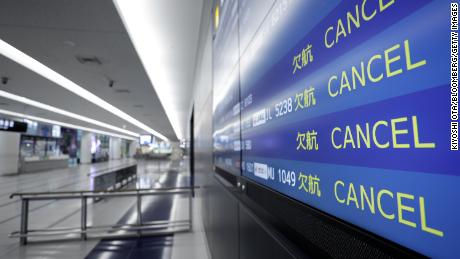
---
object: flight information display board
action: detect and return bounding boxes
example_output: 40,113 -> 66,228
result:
212,0 -> 241,175
213,0 -> 459,258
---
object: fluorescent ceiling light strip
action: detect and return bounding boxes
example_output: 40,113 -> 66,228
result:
0,109 -> 136,141
0,39 -> 168,141
113,0 -> 183,140
0,90 -> 139,137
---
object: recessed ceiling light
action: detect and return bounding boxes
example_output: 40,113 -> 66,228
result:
0,89 -> 139,137
0,38 -> 168,141
0,109 -> 136,140
114,0 -> 184,140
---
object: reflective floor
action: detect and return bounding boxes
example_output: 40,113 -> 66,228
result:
0,159 -> 210,259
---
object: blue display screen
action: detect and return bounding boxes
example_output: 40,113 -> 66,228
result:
212,1 -> 459,257
212,0 -> 241,175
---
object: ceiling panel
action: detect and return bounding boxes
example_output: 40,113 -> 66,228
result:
0,0 -> 185,140
114,0 -> 204,140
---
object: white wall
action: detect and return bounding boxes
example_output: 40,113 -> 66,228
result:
170,141 -> 182,160
109,137 -> 121,160
0,132 -> 20,175
80,132 -> 92,164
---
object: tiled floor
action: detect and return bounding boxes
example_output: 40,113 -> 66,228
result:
0,158 -> 210,259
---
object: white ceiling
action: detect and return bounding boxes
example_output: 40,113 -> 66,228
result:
114,0 -> 204,140
0,0 -> 204,141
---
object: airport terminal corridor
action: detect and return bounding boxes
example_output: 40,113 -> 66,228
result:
0,0 -> 457,258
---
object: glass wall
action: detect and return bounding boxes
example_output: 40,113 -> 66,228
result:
20,135 -> 62,159
19,120 -> 76,163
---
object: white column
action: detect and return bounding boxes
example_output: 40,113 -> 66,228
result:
109,137 -> 121,160
128,140 -> 139,158
80,132 -> 92,164
0,132 -> 20,175
170,141 -> 182,159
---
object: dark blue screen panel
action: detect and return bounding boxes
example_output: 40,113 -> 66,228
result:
212,0 -> 459,257
212,0 -> 241,175
238,1 -> 458,258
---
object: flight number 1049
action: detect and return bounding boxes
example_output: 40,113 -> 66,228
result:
277,169 -> 296,187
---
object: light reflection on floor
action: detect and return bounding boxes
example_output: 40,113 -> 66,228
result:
0,158 -> 208,259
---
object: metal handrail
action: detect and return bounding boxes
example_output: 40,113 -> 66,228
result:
9,186 -> 196,199
86,163 -> 137,178
9,186 -> 198,245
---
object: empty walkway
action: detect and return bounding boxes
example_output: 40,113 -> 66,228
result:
0,158 -> 209,259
